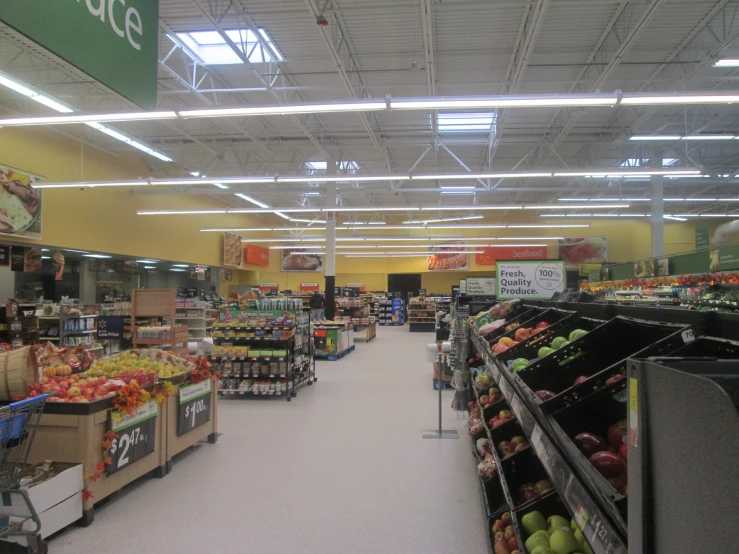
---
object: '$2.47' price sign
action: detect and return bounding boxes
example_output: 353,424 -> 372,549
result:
178,380 -> 212,436
107,401 -> 158,475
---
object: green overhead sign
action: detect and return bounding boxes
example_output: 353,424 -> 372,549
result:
0,0 -> 159,109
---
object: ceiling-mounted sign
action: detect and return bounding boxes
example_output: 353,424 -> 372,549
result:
496,260 -> 566,300
299,282 -> 320,291
244,244 -> 270,266
0,0 -> 159,109
466,278 -> 496,296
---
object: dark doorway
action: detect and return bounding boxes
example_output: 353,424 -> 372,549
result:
387,273 -> 422,300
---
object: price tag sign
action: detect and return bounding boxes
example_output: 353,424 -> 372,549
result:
499,378 -> 513,401
564,477 -> 627,554
681,328 -> 695,343
178,380 -> 213,436
491,365 -> 501,383
107,401 -> 158,475
510,394 -> 534,435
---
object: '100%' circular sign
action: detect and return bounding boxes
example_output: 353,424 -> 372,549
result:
535,262 -> 565,290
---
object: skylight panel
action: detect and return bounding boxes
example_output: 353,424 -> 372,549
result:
438,112 -> 497,133
175,28 -> 283,65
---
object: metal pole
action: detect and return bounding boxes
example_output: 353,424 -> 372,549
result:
438,353 -> 443,433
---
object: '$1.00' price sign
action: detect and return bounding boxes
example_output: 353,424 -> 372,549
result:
178,380 -> 212,436
107,401 -> 158,475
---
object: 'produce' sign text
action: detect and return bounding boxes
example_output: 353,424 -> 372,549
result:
496,260 -> 566,300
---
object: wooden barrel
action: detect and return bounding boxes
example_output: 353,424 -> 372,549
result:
0,347 -> 38,401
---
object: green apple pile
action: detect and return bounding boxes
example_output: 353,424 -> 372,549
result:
520,510 -> 592,554
510,329 -> 589,374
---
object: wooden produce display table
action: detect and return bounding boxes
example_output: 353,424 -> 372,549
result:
27,402 -> 167,525
164,379 -> 219,470
353,322 -> 377,342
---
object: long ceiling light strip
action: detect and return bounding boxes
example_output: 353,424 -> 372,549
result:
244,236 -> 563,243
37,168 -> 703,190
559,197 -> 739,203
541,213 -> 739,219
0,71 -> 172,162
137,203 -> 630,216
4,91 -> 739,127
630,134 -> 738,141
202,224 -> 589,232
270,243 -> 547,250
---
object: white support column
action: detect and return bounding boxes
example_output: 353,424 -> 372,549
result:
651,174 -> 665,257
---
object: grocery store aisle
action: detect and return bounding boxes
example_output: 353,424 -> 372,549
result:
51,326 -> 487,554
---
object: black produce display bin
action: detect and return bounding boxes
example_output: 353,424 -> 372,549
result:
484,308 -> 576,347
500,446 -> 552,508
662,334 -> 739,358
627,358 -> 739,554
513,490 -> 571,544
510,316 -> 690,414
480,305 -> 545,343
495,316 -> 606,364
548,378 -> 629,528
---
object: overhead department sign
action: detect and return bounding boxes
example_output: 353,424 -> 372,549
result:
0,0 -> 159,109
496,261 -> 566,300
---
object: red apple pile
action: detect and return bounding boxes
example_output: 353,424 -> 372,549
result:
497,436 -> 529,458
491,512 -> 520,554
574,419 -> 628,495
481,387 -> 503,408
115,370 -> 157,387
477,455 -> 497,482
519,479 -> 553,503
489,409 -> 515,429
29,375 -> 121,403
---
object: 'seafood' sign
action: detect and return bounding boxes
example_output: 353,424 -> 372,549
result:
496,260 -> 566,300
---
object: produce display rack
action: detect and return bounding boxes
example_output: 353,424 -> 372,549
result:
470,331 -> 628,554
313,321 -> 354,360
213,309 -> 315,401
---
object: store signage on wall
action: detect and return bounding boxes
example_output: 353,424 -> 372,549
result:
10,246 -> 25,272
24,248 -> 42,272
244,244 -> 270,266
0,165 -> 43,240
97,316 -> 124,339
558,237 -> 607,270
223,232 -> 243,267
345,283 -> 365,291
282,248 -> 323,272
418,288 -> 426,296
259,283 -> 279,292
0,0 -> 159,109
578,263 -> 602,277
696,224 -> 710,250
299,282 -> 320,291
475,246 -> 547,266
466,278 -> 497,296
0,245 -> 9,266
496,260 -> 566,300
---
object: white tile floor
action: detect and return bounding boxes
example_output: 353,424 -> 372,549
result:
50,326 -> 488,553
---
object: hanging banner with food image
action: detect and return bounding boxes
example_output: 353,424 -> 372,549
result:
0,164 -> 42,239
428,243 -> 469,271
282,248 -> 323,272
223,232 -> 243,267
558,237 -> 607,270
53,252 -> 65,280
24,247 -> 42,272
634,259 -> 655,278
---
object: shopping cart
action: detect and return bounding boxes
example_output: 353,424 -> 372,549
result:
0,394 -> 50,554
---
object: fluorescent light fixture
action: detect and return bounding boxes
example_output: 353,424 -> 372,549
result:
41,256 -> 50,260
273,211 -> 291,220
136,260 -> 158,264
402,216 -> 485,224
341,221 -> 387,225
664,215 -> 688,221
440,186 -> 477,190
629,135 -> 682,141
144,266 -> 157,269
368,221 -> 386,225
304,192 -> 321,196
242,236 -> 563,243
391,94 -> 619,110
681,135 -> 736,140
0,72 -> 73,113
0,111 -> 178,126
524,204 -> 629,210
714,59 -> 739,67
41,249 -> 50,252
172,264 -> 190,267
289,218 -> 326,224
234,193 -> 270,208
83,254 -> 112,259
204,223 -> 588,232
65,249 -> 89,253
621,93 -> 739,105
190,171 -> 200,177
440,190 -> 476,195
85,122 -> 173,162
170,269 -> 187,272
213,183 -> 230,189
180,100 -> 386,119
268,245 -> 325,250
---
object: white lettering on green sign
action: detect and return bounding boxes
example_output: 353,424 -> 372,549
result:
78,0 -> 143,51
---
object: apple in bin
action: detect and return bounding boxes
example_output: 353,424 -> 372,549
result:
589,450 -> 627,479
573,432 -> 608,458
492,520 -> 506,534
573,375 -> 589,386
535,321 -> 550,329
535,390 -> 556,401
499,410 -> 512,419
504,526 -> 516,540
534,479 -> 553,494
501,512 -> 512,526
608,419 -> 628,448
493,539 -> 511,554
499,441 -> 514,456
514,328 -> 531,342
514,442 -> 528,452
494,531 -> 505,542
619,442 -> 628,462
507,536 -> 518,551
605,374 -> 625,386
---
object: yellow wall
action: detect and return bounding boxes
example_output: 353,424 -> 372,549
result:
2,125 -> 706,291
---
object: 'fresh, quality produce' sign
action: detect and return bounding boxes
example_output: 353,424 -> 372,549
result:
496,261 -> 566,300
108,401 -> 158,475
466,278 -> 496,296
178,380 -> 212,436
0,0 -> 159,109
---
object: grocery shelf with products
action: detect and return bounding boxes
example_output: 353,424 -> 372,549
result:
378,298 -> 404,326
408,296 -> 437,333
460,296 -> 739,554
212,302 -> 315,400
175,300 -> 208,342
